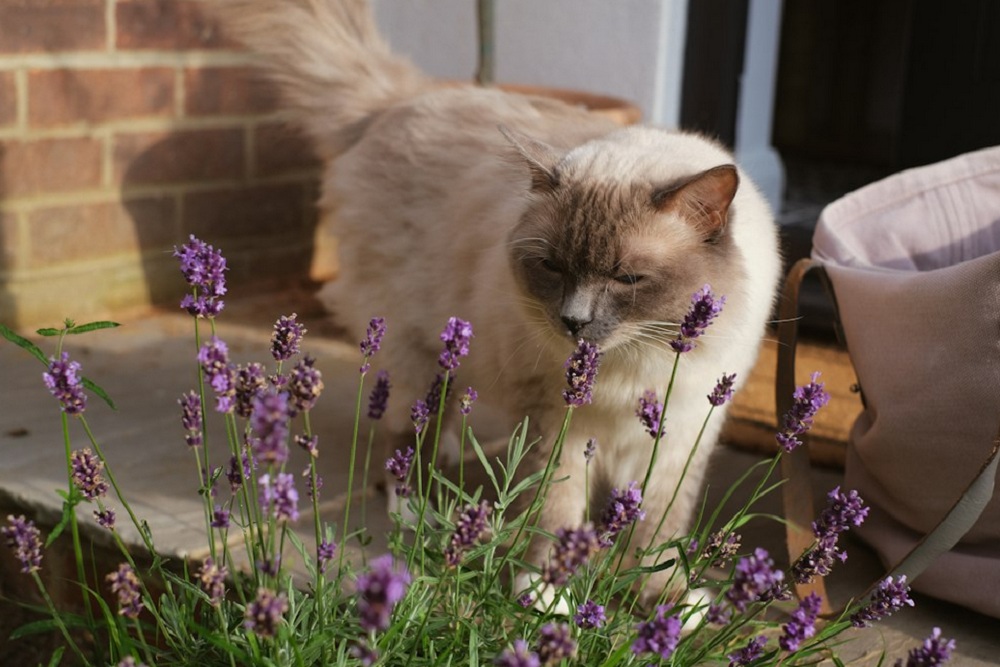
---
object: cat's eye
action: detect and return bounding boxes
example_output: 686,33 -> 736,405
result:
540,258 -> 561,273
613,273 -> 644,285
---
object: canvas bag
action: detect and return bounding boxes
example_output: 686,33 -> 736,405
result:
783,146 -> 1000,618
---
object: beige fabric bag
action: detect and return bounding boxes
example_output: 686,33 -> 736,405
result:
809,146 -> 1000,618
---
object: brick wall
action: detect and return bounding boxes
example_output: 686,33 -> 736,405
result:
0,0 -> 322,328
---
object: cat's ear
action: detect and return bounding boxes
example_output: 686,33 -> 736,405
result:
652,164 -> 739,241
498,125 -> 561,194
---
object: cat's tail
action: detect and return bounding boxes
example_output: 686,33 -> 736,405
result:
206,0 -> 432,157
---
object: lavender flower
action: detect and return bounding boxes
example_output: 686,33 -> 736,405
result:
117,658 -> 147,667
726,547 -> 789,612
780,593 -> 822,651
599,481 -> 645,544
179,391 -> 203,446
775,371 -> 831,452
851,575 -> 914,628
42,352 -> 87,415
317,539 -> 337,574
583,437 -> 597,463
670,284 -> 725,353
270,314 -> 305,361
250,390 -> 290,465
227,452 -> 252,491
295,434 -> 319,458
385,447 -> 414,498
516,594 -> 534,608
706,603 -> 731,626
636,389 -> 663,438
2,515 -> 43,573
425,373 -> 452,412
359,317 -> 387,373
211,505 -> 230,529
356,554 -> 411,632
95,508 -> 116,530
235,363 -> 266,419
536,623 -> 576,665
895,627 -> 956,667
445,501 -> 492,567
259,472 -> 299,523
411,399 -> 429,434
244,587 -> 288,638
107,563 -> 143,618
563,339 -> 600,407
728,635 -> 768,666
197,337 -> 236,413
350,641 -> 379,666
174,234 -> 227,317
368,370 -> 391,420
700,530 -> 741,567
708,372 -> 737,406
632,604 -> 682,660
574,600 -> 606,629
257,557 -> 281,577
460,386 -> 478,416
495,640 -> 541,667
288,355 -> 323,414
439,316 -> 473,371
793,486 -> 868,583
198,557 -> 227,606
70,448 -> 108,500
543,524 -> 601,586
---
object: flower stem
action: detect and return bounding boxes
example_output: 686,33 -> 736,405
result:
338,370 -> 367,576
31,571 -> 93,667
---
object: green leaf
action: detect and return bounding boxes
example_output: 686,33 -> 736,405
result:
9,615 -> 86,640
0,324 -> 48,364
45,646 -> 65,667
35,328 -> 62,337
45,499 -> 75,547
67,320 -> 120,335
81,376 -> 117,411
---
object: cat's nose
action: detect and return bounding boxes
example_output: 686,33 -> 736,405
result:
561,315 -> 592,337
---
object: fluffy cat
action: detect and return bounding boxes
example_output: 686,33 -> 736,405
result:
212,0 -> 781,603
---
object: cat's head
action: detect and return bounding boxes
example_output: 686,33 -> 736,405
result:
502,126 -> 744,353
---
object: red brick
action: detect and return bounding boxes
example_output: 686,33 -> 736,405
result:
0,71 -> 16,127
115,0 -> 233,50
253,123 -> 322,177
25,196 -> 175,267
0,210 -> 19,270
184,66 -> 280,117
0,137 -> 102,197
114,128 -> 244,186
0,0 -> 106,53
182,184 -> 314,240
29,68 -> 175,128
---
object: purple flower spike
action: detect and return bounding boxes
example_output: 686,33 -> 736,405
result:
235,364 -> 266,419
270,314 -> 305,362
368,370 -> 391,420
563,339 -> 600,407
411,399 -> 430,434
780,593 -> 822,651
438,317 -> 473,371
543,524 -> 601,586
174,235 -> 226,317
636,389 -> 663,438
317,539 -> 337,574
95,508 -> 116,530
250,391 -> 290,465
851,575 -> 914,628
895,627 -> 956,667
227,453 -> 252,491
197,337 -> 236,413
2,515 -> 44,573
776,371 -> 831,452
259,472 -> 299,523
460,386 -> 478,416
709,372 -> 737,406
794,486 -> 869,583
179,391 -> 203,446
107,563 -> 143,619
360,317 -> 387,373
726,547 -> 789,612
574,600 -> 606,629
728,635 -> 768,666
632,604 -> 682,660
599,481 -> 645,544
495,639 -> 540,667
288,356 -> 323,414
43,352 -> 87,415
445,501 -> 492,567
385,447 -> 414,498
583,437 -> 597,463
670,284 -> 725,353
211,505 -> 230,529
70,448 -> 108,500
536,623 -> 576,665
244,587 -> 288,638
356,554 -> 411,632
198,557 -> 227,606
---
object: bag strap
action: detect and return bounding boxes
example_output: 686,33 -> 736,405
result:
777,257 -> 1000,613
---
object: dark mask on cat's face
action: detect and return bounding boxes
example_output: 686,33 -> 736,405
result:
502,127 -> 740,350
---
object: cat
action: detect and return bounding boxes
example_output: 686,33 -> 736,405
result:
211,0 -> 781,605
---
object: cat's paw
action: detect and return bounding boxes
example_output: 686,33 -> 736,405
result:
514,572 -> 572,617
679,586 -> 718,634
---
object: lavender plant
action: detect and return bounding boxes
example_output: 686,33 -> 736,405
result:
0,235 -> 955,666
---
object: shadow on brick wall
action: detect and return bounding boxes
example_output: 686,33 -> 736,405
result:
0,144 -> 12,321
